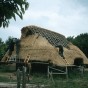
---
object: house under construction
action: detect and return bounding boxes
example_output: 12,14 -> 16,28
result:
1,25 -> 88,75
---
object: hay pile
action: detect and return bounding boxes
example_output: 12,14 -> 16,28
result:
2,25 -> 88,66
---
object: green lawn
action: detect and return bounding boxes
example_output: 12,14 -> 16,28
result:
0,66 -> 88,88
28,71 -> 88,88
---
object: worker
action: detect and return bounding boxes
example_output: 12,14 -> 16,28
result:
56,45 -> 65,59
8,39 -> 14,56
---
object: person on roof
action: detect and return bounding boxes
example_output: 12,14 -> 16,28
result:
8,39 -> 15,56
56,45 -> 65,59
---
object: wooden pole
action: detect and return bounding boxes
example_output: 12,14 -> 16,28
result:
17,68 -> 21,88
80,66 -> 84,77
64,58 -> 68,79
22,66 -> 26,88
47,66 -> 49,78
66,66 -> 68,79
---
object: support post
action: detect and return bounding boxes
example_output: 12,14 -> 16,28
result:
17,68 -> 21,88
80,66 -> 84,77
47,66 -> 49,78
66,66 -> 68,79
22,66 -> 26,88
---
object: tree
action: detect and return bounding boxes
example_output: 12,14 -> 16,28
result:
66,36 -> 74,43
74,33 -> 88,58
0,0 -> 29,28
5,36 -> 14,47
0,36 -> 15,60
0,38 -> 7,60
67,33 -> 88,58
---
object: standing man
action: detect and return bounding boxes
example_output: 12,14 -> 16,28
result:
56,45 -> 65,59
8,39 -> 14,56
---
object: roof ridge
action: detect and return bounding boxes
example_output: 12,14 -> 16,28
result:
21,25 -> 69,47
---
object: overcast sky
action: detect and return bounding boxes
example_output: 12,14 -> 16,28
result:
0,0 -> 88,41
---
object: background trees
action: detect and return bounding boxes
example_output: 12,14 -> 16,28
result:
0,36 -> 13,61
67,33 -> 88,58
0,38 -> 6,60
0,0 -> 29,28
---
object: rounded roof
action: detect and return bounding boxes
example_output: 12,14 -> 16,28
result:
21,25 -> 69,48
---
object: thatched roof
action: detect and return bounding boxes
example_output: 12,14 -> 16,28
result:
2,25 -> 88,66
21,25 -> 69,48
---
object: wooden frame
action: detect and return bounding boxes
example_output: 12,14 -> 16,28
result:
47,66 -> 68,79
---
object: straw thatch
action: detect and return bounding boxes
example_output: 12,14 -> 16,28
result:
2,25 -> 88,66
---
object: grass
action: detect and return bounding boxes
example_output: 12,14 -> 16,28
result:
0,76 -> 10,82
0,66 -> 88,88
0,65 -> 16,82
26,71 -> 88,88
0,72 -> 16,82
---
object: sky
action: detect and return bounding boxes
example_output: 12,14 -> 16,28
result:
0,0 -> 88,41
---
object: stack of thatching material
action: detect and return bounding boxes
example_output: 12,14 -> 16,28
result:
2,25 -> 88,66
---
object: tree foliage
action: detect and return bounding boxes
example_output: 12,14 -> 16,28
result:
5,36 -> 14,46
67,33 -> 88,58
67,36 -> 75,43
0,38 -> 6,60
0,36 -> 14,61
0,0 -> 29,28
